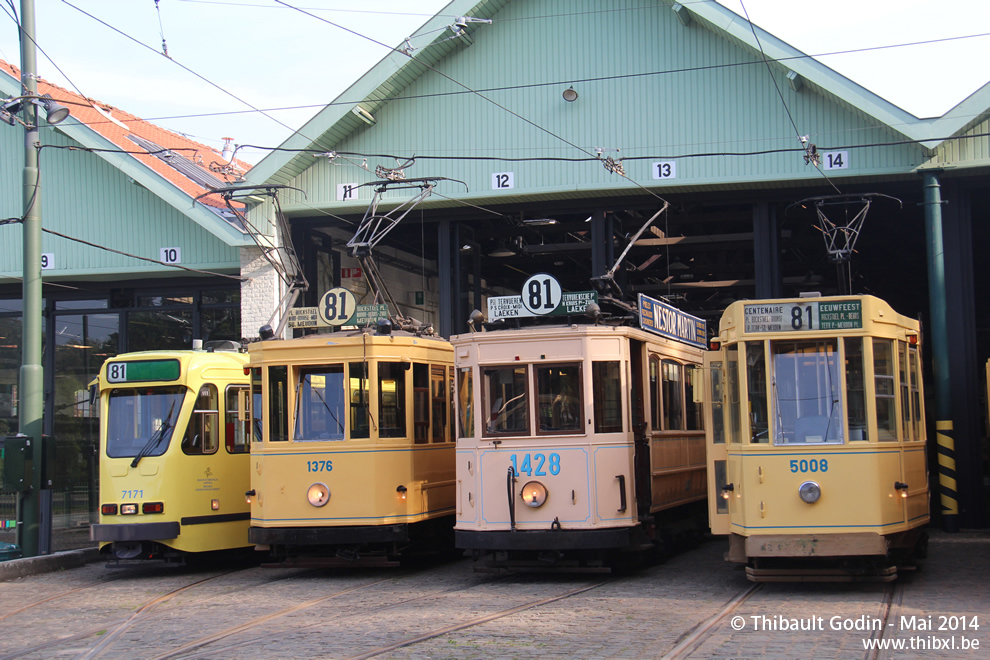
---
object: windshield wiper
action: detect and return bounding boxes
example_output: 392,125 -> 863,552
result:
131,400 -> 177,468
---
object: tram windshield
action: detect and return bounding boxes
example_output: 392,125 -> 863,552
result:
770,339 -> 843,444
294,365 -> 346,441
105,386 -> 185,458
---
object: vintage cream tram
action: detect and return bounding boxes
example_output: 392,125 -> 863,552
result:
91,343 -> 253,562
245,297 -> 456,566
454,275 -> 708,570
705,294 -> 929,581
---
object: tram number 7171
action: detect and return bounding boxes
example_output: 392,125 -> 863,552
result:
510,453 -> 561,477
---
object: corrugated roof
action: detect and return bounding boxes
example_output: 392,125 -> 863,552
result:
0,58 -> 250,210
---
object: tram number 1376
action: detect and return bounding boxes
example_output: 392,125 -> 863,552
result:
510,453 -> 561,477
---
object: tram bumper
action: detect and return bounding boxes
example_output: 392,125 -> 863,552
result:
456,526 -> 638,551
249,523 -> 409,546
90,522 -> 180,542
733,532 -> 889,561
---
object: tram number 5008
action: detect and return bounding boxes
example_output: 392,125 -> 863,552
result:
790,459 -> 828,473
510,453 -> 561,477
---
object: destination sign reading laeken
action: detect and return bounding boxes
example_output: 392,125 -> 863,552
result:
744,300 -> 863,333
487,290 -> 598,320
637,294 -> 707,348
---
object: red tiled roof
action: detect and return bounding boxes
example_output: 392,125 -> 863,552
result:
1,59 -> 250,210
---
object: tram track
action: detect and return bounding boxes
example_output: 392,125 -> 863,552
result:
864,580 -> 905,660
0,566 -> 311,660
661,583 -> 763,659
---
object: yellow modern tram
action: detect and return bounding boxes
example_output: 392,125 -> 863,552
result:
454,281 -> 708,571
704,294 -> 929,581
91,343 -> 253,563
245,321 -> 456,566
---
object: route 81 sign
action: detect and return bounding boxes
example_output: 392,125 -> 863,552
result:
487,274 -> 598,320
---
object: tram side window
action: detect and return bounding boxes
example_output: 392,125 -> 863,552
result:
249,370 -> 263,443
662,359 -> 684,431
873,339 -> 897,441
182,384 -> 219,455
709,362 -> 725,444
484,366 -> 528,435
844,337 -> 868,441
592,361 -> 622,433
379,362 -> 407,438
536,363 -> 582,434
910,345 -> 922,441
431,365 -> 449,443
269,365 -> 288,442
349,362 -> 370,439
726,345 -> 740,443
224,386 -> 250,453
457,367 -> 474,439
745,341 -> 769,443
685,364 -> 703,431
649,357 -> 660,430
295,365 -> 345,441
413,363 -> 429,444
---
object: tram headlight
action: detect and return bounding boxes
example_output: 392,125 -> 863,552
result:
307,483 -> 330,507
520,481 -> 548,508
120,504 -> 138,515
798,481 -> 821,504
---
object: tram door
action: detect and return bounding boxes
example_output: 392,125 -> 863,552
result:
703,350 -> 730,534
630,340 -> 651,517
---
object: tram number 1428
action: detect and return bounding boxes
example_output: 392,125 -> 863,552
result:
510,453 -> 561,476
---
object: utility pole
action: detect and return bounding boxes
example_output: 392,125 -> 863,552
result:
17,0 -> 44,557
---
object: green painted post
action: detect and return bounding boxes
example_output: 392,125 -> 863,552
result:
17,0 -> 44,557
922,171 -> 958,533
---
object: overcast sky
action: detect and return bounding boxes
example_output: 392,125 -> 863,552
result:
1,0 -> 987,165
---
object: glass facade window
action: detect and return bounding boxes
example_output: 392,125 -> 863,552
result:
483,366 -> 528,435
182,384 -> 219,454
592,361 -> 622,433
770,339 -> 843,444
873,339 -> 897,441
536,364 -> 581,434
127,310 -> 194,351
294,365 -> 345,441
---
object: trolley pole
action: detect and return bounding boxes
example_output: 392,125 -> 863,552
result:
16,0 -> 45,557
922,171 -> 958,533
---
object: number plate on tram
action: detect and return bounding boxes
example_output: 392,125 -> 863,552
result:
106,360 -> 181,383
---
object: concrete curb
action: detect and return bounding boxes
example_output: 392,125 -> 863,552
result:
0,546 -> 102,582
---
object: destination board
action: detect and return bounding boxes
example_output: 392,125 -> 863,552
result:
287,301 -> 390,329
743,300 -> 863,333
487,290 -> 598,320
106,359 -> 180,384
637,294 -> 707,348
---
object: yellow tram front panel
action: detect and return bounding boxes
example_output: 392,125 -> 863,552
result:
705,295 -> 930,564
93,349 -> 252,557
248,332 -> 456,534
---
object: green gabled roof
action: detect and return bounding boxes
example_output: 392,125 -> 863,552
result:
0,65 -> 252,248
246,0 -> 506,186
246,0 -> 988,198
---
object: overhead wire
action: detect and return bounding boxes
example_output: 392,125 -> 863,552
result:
738,0 -> 842,194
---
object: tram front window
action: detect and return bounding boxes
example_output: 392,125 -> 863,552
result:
294,365 -> 345,441
457,367 -> 474,438
536,364 -> 581,433
106,386 -> 184,458
484,366 -> 528,435
771,339 -> 843,444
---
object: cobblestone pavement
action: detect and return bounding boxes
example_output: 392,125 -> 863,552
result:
0,529 -> 987,659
